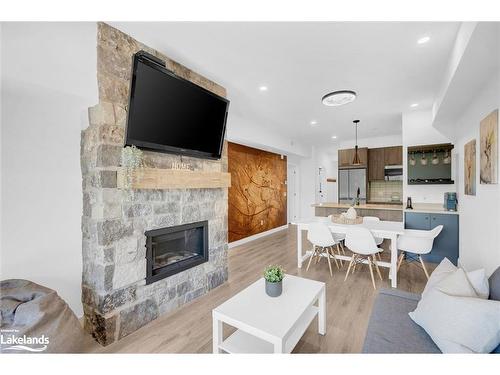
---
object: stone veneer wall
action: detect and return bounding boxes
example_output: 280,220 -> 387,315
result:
81,23 -> 228,346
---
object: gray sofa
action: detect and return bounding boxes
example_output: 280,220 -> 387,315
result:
362,266 -> 500,353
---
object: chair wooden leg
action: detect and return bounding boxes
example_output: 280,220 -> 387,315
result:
352,254 -> 359,273
397,251 -> 405,272
344,255 -> 355,281
373,255 -> 383,280
336,244 -> 343,266
340,241 -> 346,255
325,249 -> 333,277
330,247 -> 340,269
419,255 -> 430,280
316,247 -> 322,264
306,247 -> 316,271
368,258 -> 376,290
377,251 -> 382,261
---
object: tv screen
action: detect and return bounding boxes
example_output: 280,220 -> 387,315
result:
125,51 -> 229,159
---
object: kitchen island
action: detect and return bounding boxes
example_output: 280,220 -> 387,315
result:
312,202 -> 404,222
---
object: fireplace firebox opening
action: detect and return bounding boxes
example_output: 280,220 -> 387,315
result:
145,221 -> 208,285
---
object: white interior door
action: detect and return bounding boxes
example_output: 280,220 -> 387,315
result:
287,164 -> 299,222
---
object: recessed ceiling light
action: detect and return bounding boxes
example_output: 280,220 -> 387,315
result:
259,85 -> 268,92
310,120 -> 318,126
417,36 -> 430,45
331,135 -> 337,139
410,103 -> 419,108
322,90 -> 357,107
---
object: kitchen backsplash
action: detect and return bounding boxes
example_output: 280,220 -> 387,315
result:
369,180 -> 403,203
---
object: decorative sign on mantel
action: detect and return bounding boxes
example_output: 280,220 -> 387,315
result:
171,161 -> 194,171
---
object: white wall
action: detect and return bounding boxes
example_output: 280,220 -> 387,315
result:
453,71 -> 500,276
402,109 -> 456,204
0,23 -> 3,255
226,113 -> 310,158
336,133 -> 403,152
289,148 -> 317,219
1,23 -> 98,317
432,22 -> 477,122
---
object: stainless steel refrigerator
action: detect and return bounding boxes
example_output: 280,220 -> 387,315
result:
338,168 -> 367,204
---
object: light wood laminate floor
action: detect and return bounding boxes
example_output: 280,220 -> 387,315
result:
96,225 -> 432,353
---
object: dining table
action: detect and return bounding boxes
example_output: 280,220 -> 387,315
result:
292,217 -> 405,288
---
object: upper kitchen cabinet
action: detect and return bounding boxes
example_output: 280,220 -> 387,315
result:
368,148 -> 385,181
384,146 -> 403,166
338,147 -> 368,168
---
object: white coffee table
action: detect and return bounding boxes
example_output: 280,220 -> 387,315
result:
212,274 -> 326,353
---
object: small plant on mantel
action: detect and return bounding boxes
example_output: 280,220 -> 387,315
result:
263,265 -> 285,297
120,145 -> 144,193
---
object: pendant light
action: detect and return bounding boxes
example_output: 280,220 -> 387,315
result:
352,120 -> 361,165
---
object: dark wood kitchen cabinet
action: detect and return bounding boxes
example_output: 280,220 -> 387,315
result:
368,148 -> 385,181
338,147 -> 368,168
384,146 -> 403,166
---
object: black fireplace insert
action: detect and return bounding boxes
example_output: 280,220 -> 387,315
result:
145,221 -> 208,284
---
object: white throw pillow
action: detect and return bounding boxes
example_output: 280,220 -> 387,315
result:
466,268 -> 490,299
436,268 -> 478,297
410,268 -> 500,353
421,258 -> 490,299
421,257 -> 457,297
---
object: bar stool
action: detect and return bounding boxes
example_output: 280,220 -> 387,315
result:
344,227 -> 383,289
397,225 -> 443,279
306,222 -> 341,277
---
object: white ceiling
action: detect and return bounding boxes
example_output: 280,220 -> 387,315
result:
111,22 -> 460,147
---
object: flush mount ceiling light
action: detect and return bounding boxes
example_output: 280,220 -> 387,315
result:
322,90 -> 357,107
410,103 -> 419,108
310,120 -> 319,127
259,85 -> 268,92
331,135 -> 337,139
417,36 -> 430,45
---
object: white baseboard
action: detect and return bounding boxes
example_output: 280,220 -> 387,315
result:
229,225 -> 289,249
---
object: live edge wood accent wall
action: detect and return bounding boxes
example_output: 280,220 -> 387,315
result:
228,142 -> 287,242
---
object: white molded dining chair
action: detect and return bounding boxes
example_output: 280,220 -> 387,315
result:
328,215 -> 346,258
306,222 -> 341,277
344,227 -> 383,289
397,225 -> 443,279
362,216 -> 384,260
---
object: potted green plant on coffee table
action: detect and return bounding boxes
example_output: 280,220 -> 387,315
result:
263,265 -> 285,297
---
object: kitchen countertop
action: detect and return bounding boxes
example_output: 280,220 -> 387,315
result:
312,203 -> 403,211
404,203 -> 459,215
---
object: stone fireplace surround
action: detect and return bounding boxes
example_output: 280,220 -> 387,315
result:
81,23 -> 228,346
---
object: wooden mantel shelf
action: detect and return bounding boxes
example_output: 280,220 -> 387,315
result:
117,168 -> 231,189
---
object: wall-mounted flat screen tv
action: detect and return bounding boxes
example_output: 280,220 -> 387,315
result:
125,51 -> 229,159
